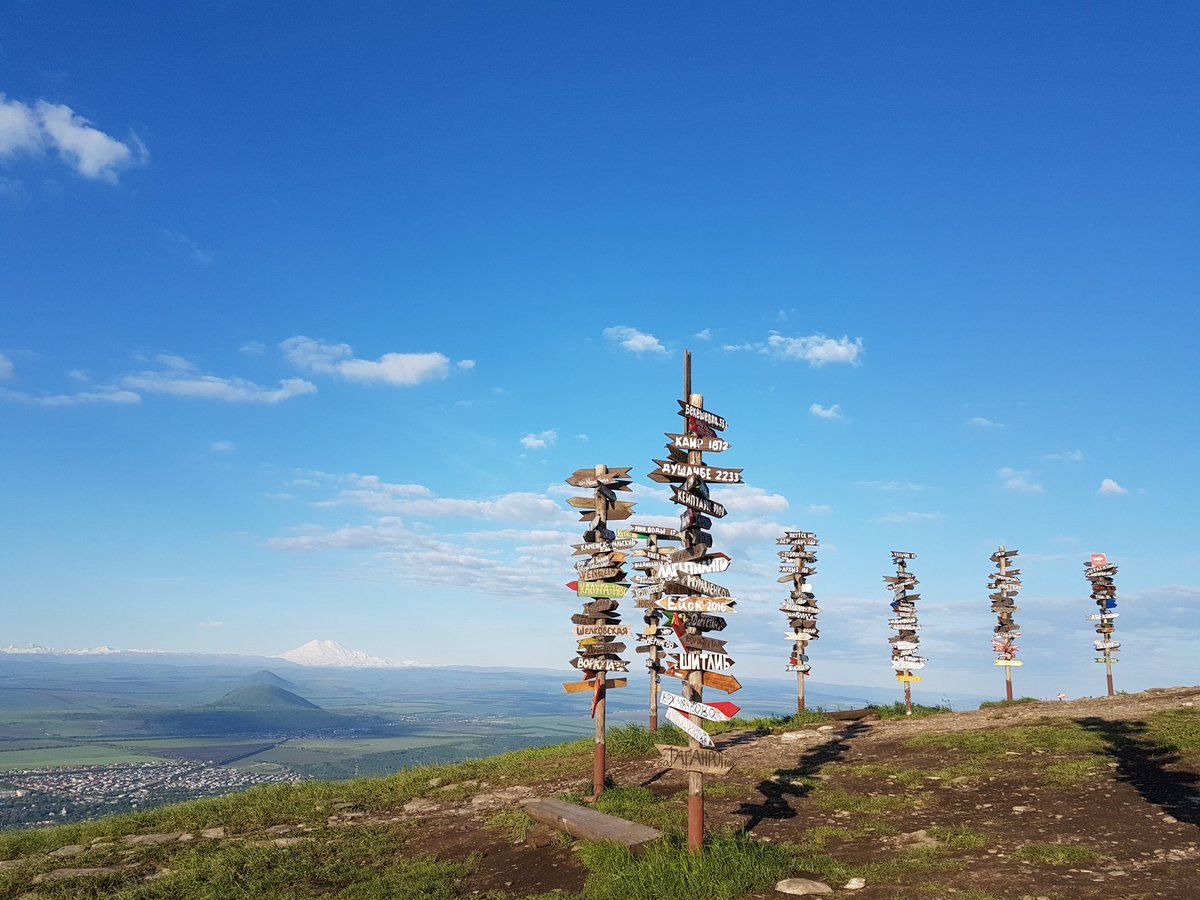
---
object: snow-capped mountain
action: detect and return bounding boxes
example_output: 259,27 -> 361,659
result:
274,639 -> 423,668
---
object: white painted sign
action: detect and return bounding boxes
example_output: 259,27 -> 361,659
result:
658,690 -> 733,722
572,625 -> 632,637
677,650 -> 734,671
664,707 -> 715,747
656,596 -> 736,613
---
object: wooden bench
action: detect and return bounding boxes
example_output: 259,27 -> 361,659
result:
521,798 -> 662,854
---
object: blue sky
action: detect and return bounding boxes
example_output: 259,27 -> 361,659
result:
1,2 -> 1197,700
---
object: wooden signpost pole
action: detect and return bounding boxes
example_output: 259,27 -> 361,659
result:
564,463 -> 635,801
645,350 -> 742,854
885,551 -> 925,714
989,546 -> 1022,701
1084,554 -> 1119,697
776,531 -> 819,712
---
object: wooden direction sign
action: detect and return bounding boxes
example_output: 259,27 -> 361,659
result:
664,707 -> 715,748
658,691 -> 739,722
777,563 -> 815,575
577,566 -> 622,581
578,504 -> 634,521
671,487 -> 727,518
574,581 -> 628,598
677,650 -> 734,671
572,538 -> 637,555
895,674 -> 922,682
785,663 -> 811,673
583,598 -> 619,614
566,467 -> 632,487
666,571 -> 730,598
1095,657 -> 1119,663
656,596 -> 735,614
680,632 -> 727,652
686,613 -> 728,632
665,432 -> 731,453
679,509 -> 713,530
626,523 -> 681,539
891,551 -> 917,559
580,642 -> 626,656
570,657 -> 629,672
573,624 -> 632,637
677,400 -> 728,431
781,531 -> 818,543
563,678 -> 627,693
993,659 -> 1024,667
656,744 -> 733,776
990,549 -> 1019,561
658,556 -> 731,578
778,550 -> 818,561
1086,612 -> 1119,620
891,659 -> 927,670
652,460 -> 744,484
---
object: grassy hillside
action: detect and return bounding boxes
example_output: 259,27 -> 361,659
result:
0,690 -> 1197,898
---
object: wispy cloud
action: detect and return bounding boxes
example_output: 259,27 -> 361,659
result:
122,354 -> 315,404
807,503 -> 832,514
162,229 -> 212,264
694,328 -> 713,340
0,385 -> 141,407
603,325 -> 667,354
0,353 -> 11,380
856,480 -> 924,492
1098,478 -> 1129,495
710,485 -> 788,515
967,417 -> 1002,428
520,429 -> 557,449
809,402 -> 844,420
998,467 -> 1043,494
1044,449 -> 1083,461
874,511 -> 944,524
0,93 -> 147,183
280,336 -> 452,386
727,332 -> 863,366
209,440 -> 235,452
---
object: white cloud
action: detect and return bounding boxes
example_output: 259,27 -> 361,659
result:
456,359 -> 475,369
0,95 -> 147,184
603,325 -> 667,354
575,433 -> 589,442
122,355 -> 316,404
520,430 -> 557,449
809,402 -> 843,420
1044,449 -> 1083,461
710,485 -> 789,514
968,417 -> 1001,428
807,503 -> 832,514
0,353 -> 11,380
764,333 -> 862,365
162,229 -> 211,264
209,440 -> 235,452
873,511 -> 944,524
856,480 -> 924,492
1098,478 -> 1128,495
0,386 -> 141,407
998,467 -> 1044,494
694,328 -> 713,340
280,335 -> 450,386
239,341 -> 265,355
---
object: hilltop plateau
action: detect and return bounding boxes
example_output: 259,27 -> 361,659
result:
0,685 -> 1196,898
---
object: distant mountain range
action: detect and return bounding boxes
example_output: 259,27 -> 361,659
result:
274,639 -> 423,668
1,639 -> 426,669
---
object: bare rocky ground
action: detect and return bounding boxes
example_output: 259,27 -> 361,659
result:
5,686 -> 1199,898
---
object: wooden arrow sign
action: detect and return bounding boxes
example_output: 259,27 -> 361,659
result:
664,432 -> 732,453
665,572 -> 730,598
626,523 -> 681,539
680,632 -> 727,652
572,538 -> 637,555
653,460 -> 744,484
566,467 -> 633,487
679,509 -> 713,530
658,691 -> 739,722
570,657 -> 629,672
562,678 -> 627,693
577,566 -> 622,581
685,613 -> 728,632
575,581 -> 628,598
677,400 -> 728,431
578,503 -> 635,521
656,596 -> 735,614
583,598 -> 619,614
677,650 -> 734,671
993,659 -> 1024,667
573,624 -> 631,637
990,549 -> 1019,561
664,707 -> 715,747
580,642 -> 626,656
891,551 -> 917,559
671,487 -> 727,518
658,556 -> 731,579
656,744 -> 733,775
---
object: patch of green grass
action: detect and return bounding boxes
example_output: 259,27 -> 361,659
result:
907,723 -> 1106,758
576,830 -> 797,900
589,786 -> 685,832
703,709 -> 830,736
675,781 -> 742,800
1012,842 -> 1099,864
978,697 -> 1039,708
792,821 -> 898,851
484,807 -> 534,841
604,722 -> 686,755
812,788 -> 913,815
1043,756 -> 1107,784
914,887 -> 996,899
1146,707 -> 1200,752
855,846 -> 961,879
839,763 -> 929,788
871,702 -> 952,720
926,824 -> 989,850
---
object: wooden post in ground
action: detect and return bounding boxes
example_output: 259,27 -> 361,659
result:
685,389 -> 705,853
776,531 -> 819,714
989,546 -> 1022,701
886,551 -> 925,711
1084,553 -> 1119,698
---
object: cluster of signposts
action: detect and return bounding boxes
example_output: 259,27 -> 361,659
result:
563,464 -> 636,798
776,530 -> 819,711
624,521 -> 681,731
886,551 -> 924,715
989,546 -> 1022,700
1085,552 -> 1120,696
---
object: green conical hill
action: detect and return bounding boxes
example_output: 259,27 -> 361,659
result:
203,685 -> 320,711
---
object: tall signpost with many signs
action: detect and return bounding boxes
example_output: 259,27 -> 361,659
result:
1085,553 -> 1120,697
626,523 -> 682,732
648,350 -> 743,853
777,530 -> 820,711
885,551 -> 924,715
564,464 -> 635,799
989,546 -> 1022,701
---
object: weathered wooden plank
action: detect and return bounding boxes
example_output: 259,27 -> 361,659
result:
562,678 -> 627,693
671,487 -> 727,518
677,400 -> 728,431
522,798 -> 662,853
653,460 -> 744,484
656,744 -> 734,775
664,432 -> 732,453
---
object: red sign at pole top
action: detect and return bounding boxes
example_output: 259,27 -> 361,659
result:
1090,553 -> 1107,567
